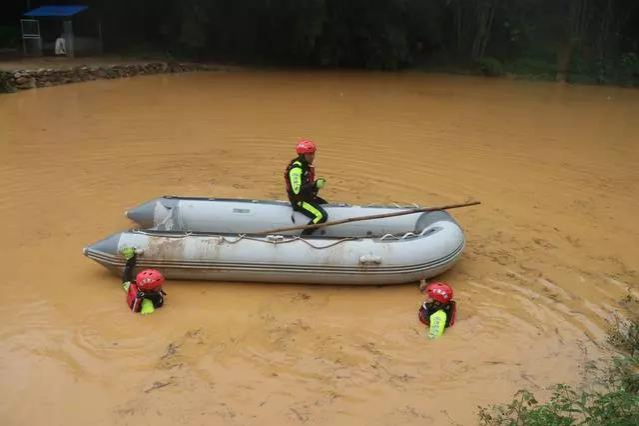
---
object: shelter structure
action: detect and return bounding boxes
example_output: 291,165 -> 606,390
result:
21,5 -> 101,57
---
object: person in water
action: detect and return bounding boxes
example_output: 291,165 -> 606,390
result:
284,139 -> 328,236
120,247 -> 166,315
418,281 -> 456,339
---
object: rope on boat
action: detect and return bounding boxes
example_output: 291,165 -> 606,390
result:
219,234 -> 360,249
132,226 -> 434,250
131,229 -> 359,249
133,229 -> 194,238
363,201 -> 421,208
379,227 -> 439,241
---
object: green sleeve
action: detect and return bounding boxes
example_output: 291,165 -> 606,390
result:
289,167 -> 302,195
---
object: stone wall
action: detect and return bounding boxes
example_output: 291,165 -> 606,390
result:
0,62 -> 220,93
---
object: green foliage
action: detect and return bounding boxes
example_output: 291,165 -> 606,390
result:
611,356 -> 639,394
479,382 -> 639,426
178,0 -> 210,54
477,57 -> 504,77
0,25 -> 19,49
502,55 -> 557,80
479,385 -> 586,426
0,70 -> 16,93
618,53 -> 639,86
479,294 -> 639,426
609,293 -> 639,357
621,53 -> 639,72
45,0 -> 639,80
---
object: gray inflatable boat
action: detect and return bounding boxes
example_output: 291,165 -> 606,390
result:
84,196 -> 466,285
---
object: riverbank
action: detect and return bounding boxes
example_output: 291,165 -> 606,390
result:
479,294 -> 639,425
2,55 -> 637,94
0,56 -> 235,93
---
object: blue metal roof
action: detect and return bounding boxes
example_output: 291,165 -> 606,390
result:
24,5 -> 88,18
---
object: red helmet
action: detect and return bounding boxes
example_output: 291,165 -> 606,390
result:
296,139 -> 316,154
423,281 -> 453,304
136,269 -> 165,291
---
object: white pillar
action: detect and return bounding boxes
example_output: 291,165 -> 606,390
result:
63,20 -> 74,57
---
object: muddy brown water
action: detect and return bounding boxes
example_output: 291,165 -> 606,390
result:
1,71 -> 638,425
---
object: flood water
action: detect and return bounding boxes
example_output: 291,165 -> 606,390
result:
1,70 -> 638,425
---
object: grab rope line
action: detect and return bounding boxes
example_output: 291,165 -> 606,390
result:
379,227 -> 437,241
132,229 -> 360,249
363,201 -> 421,208
164,195 -> 422,210
132,227 -> 435,249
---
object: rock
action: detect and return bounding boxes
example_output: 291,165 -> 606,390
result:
0,61 -> 214,92
16,77 -> 36,89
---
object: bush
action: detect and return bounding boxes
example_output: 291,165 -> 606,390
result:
477,57 -> 504,77
609,293 -> 639,356
0,71 -> 16,93
0,25 -> 19,49
618,53 -> 639,86
501,56 -> 556,80
479,380 -> 639,425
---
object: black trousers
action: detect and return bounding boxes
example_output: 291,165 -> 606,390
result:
293,196 -> 328,236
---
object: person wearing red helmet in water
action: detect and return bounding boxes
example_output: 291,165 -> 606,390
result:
119,247 -> 166,315
284,139 -> 328,236
418,280 -> 456,339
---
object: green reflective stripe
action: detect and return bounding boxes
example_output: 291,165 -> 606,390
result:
299,202 -> 323,223
289,165 -> 303,195
122,281 -> 131,293
428,310 -> 447,339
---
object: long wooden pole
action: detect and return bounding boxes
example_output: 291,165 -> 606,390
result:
258,200 -> 481,234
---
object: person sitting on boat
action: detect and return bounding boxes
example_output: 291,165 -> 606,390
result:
285,139 -> 328,236
418,281 -> 456,339
120,247 -> 166,315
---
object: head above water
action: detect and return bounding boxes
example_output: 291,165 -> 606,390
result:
296,138 -> 316,163
420,281 -> 453,305
136,269 -> 165,292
